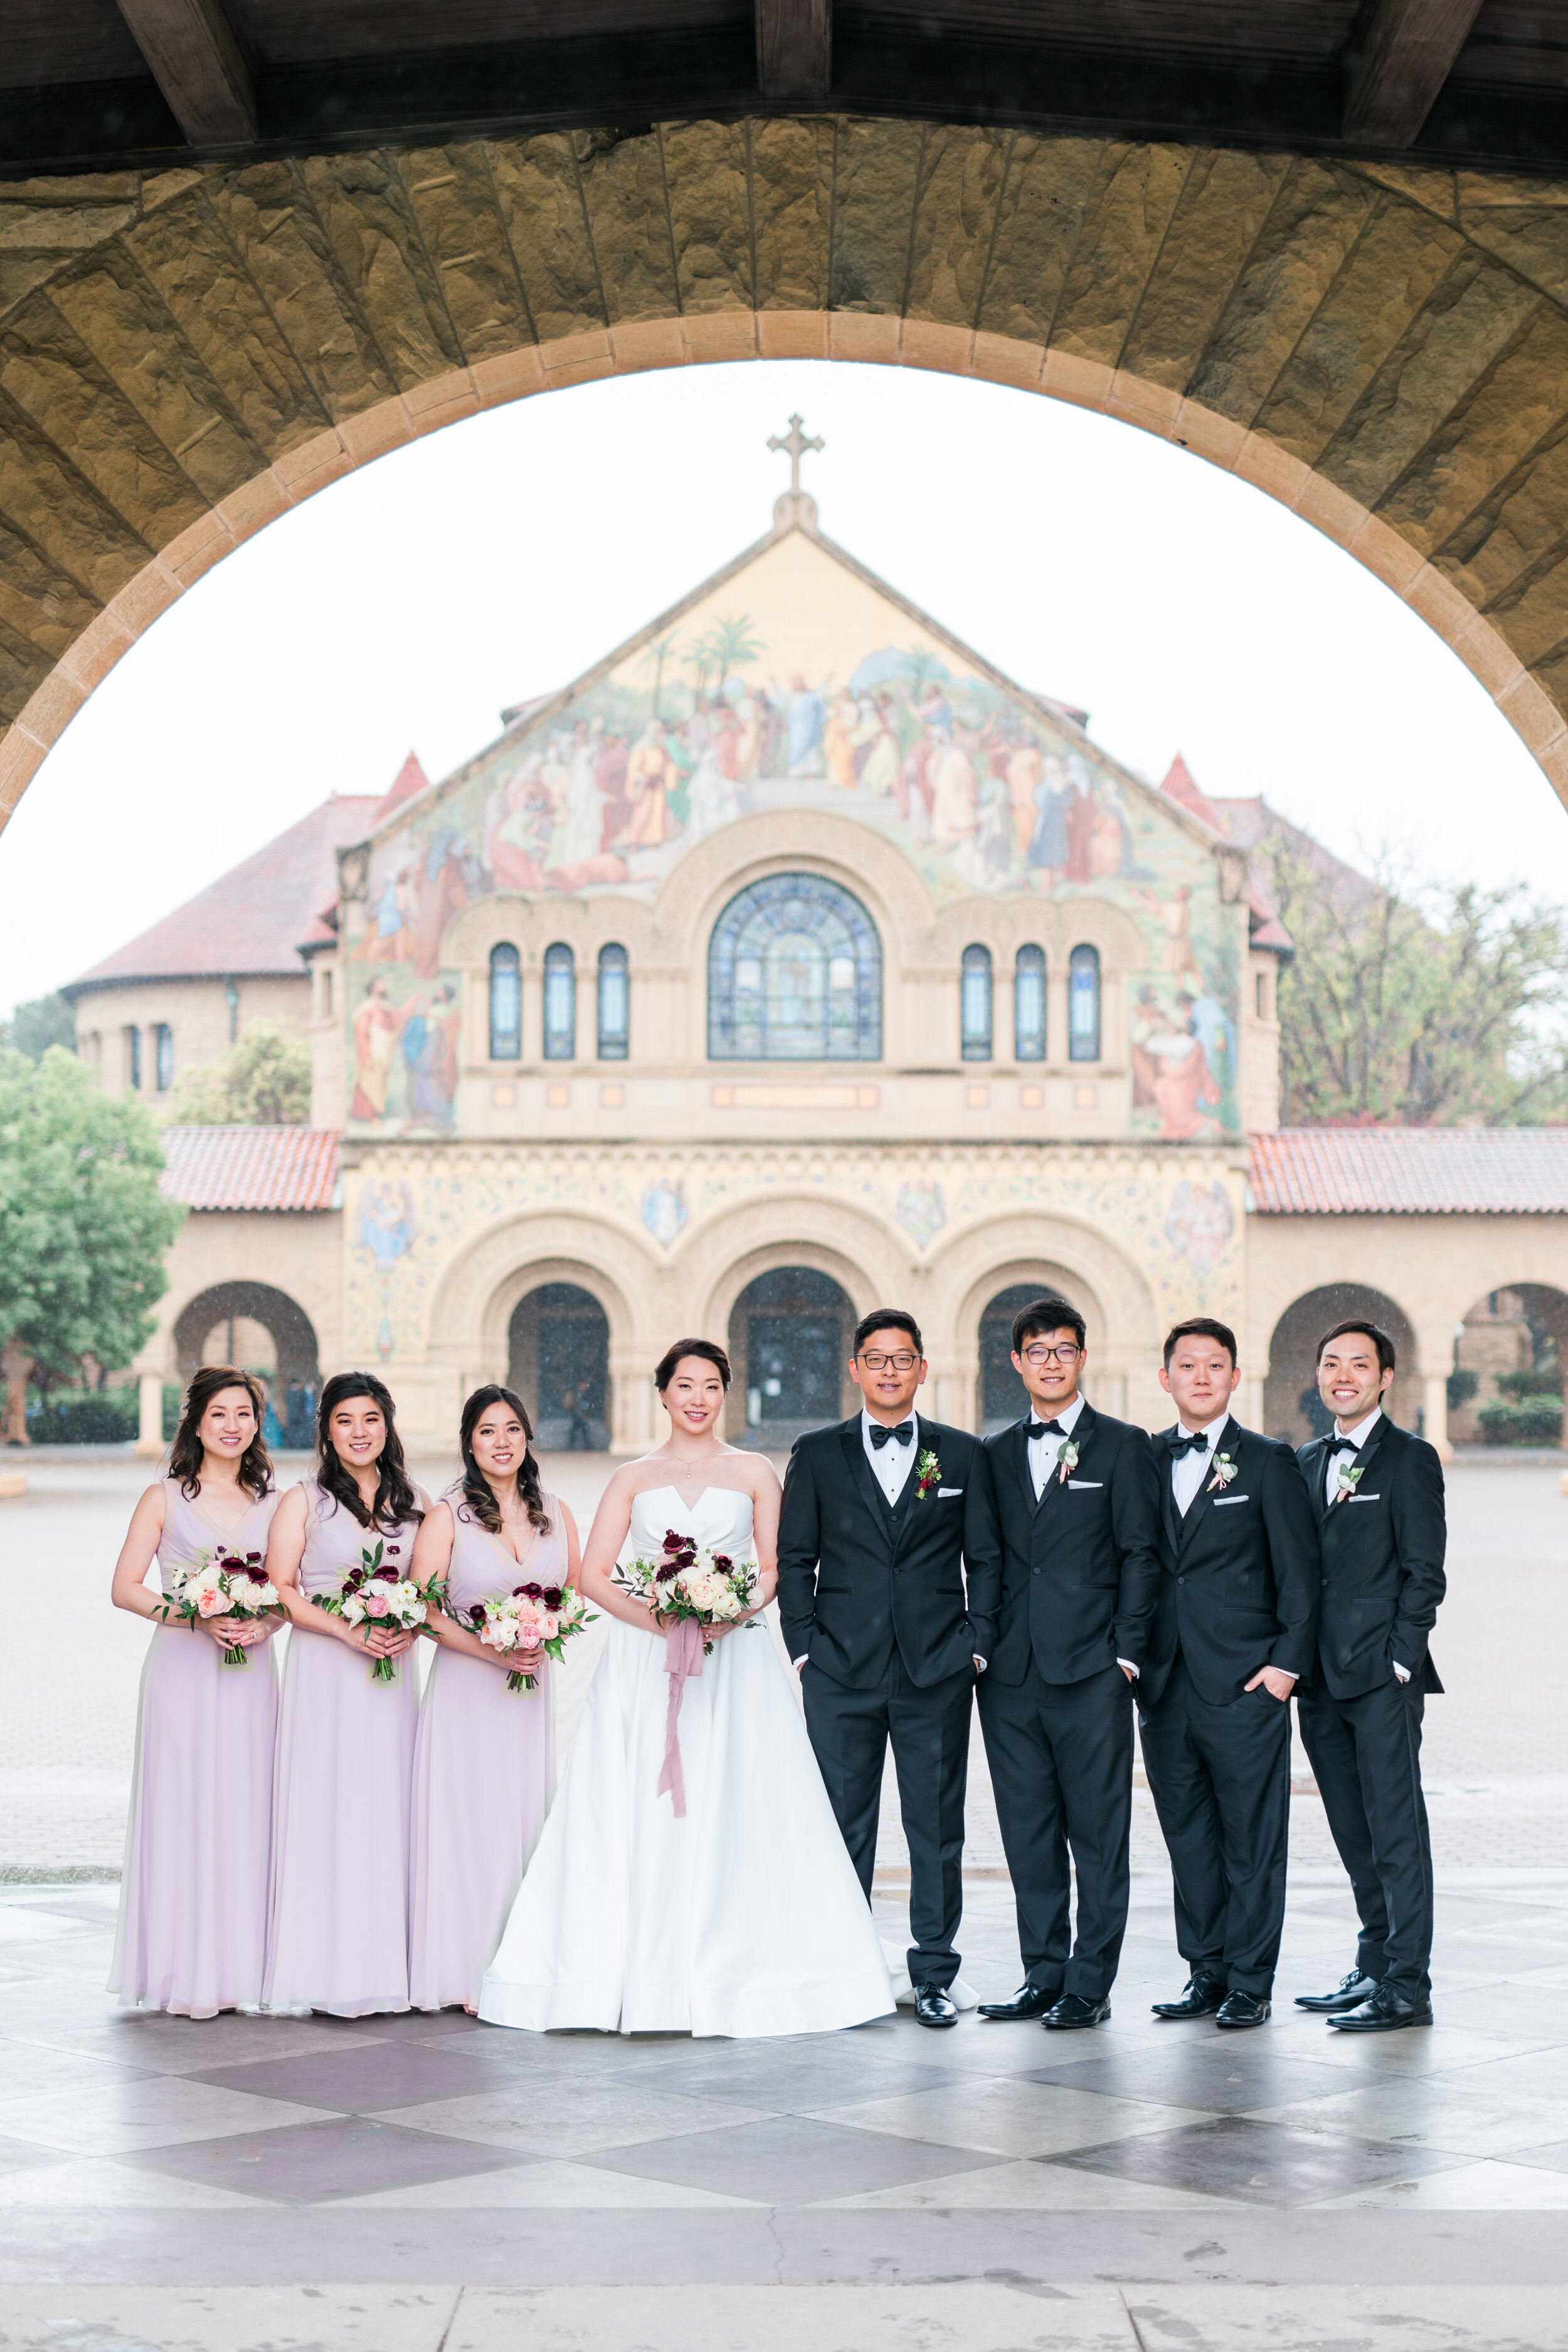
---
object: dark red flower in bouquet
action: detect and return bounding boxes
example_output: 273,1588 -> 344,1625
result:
469,1602 -> 487,1627
712,1554 -> 733,1573
242,1564 -> 269,1584
343,1569 -> 364,1591
542,1586 -> 563,1609
655,1560 -> 680,1583
515,1581 -> 544,1600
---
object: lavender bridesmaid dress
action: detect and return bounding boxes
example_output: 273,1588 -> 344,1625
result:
109,1479 -> 282,2018
407,1500 -> 558,2010
262,1481 -> 423,2016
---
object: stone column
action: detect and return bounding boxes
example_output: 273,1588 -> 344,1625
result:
1422,1371 -> 1451,1463
136,1372 -> 165,1458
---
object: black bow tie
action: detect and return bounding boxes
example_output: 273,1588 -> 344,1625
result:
1168,1430 -> 1210,1458
870,1419 -> 914,1449
1327,1436 -> 1360,1456
1027,1417 -> 1068,1440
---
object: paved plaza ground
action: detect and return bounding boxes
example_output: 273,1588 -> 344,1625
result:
0,1451 -> 1565,2348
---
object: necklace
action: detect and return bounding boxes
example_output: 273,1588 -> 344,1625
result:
665,1449 -> 723,1482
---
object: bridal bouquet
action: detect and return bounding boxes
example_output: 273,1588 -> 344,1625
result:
315,1537 -> 439,1684
611,1528 -> 761,1655
158,1549 -> 281,1668
467,1579 -> 598,1693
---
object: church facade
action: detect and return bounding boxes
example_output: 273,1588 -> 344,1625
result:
66,450 -> 1568,1461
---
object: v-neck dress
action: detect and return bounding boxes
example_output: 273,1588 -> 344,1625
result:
262,1480 -> 423,2016
407,1499 -> 557,2010
110,1478 -> 282,2017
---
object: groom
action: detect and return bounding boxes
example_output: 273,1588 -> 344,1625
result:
777,1311 -> 1001,2027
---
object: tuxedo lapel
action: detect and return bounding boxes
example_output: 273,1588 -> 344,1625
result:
1155,1427 -> 1183,1557
1326,1418 -> 1388,1523
1034,1397 -> 1096,1522
839,1419 -> 894,1557
889,1412 -> 932,1558
1008,1421 -> 1036,1522
1177,1414 -> 1234,1557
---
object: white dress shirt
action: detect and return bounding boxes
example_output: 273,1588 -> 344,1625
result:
1025,1390 -> 1086,1500
1327,1406 -> 1406,1680
1170,1415 -> 1231,1515
862,1407 -> 919,1505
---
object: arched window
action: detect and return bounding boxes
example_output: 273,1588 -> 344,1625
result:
542,943 -> 576,1061
1068,943 -> 1101,1062
708,874 -> 881,1061
154,1023 -> 174,1093
1014,945 -> 1046,1062
597,943 -> 629,1060
489,943 -> 521,1060
960,945 -> 992,1061
125,1025 -> 142,1090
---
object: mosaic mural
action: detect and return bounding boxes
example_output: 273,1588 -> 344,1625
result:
344,528 -> 1241,1142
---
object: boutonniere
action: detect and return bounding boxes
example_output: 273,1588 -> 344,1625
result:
1057,1439 -> 1080,1486
1333,1463 -> 1364,1505
1205,1452 -> 1237,1493
914,1448 -> 941,1501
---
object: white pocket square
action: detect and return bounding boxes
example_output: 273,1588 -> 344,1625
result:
1345,1492 -> 1380,1502
1212,1494 -> 1249,1505
936,1485 -> 965,1496
1067,1480 -> 1103,1489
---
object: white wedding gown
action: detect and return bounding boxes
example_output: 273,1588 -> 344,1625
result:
477,1485 -> 896,2037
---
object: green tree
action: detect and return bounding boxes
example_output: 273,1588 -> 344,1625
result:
1,992 -> 75,1060
1262,835 -> 1568,1125
0,1046 -> 184,1441
170,1021 -> 312,1126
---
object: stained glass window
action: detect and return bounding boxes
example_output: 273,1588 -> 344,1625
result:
597,943 -> 629,1060
1014,946 -> 1046,1061
708,874 -> 881,1060
543,943 -> 576,1061
1068,943 -> 1101,1062
489,943 -> 521,1060
960,945 -> 992,1061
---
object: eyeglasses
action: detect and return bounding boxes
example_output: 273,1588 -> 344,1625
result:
1021,1343 -> 1081,1365
859,1351 -> 920,1372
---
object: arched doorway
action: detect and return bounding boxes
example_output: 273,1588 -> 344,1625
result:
1450,1285 -> 1568,1448
171,1281 -> 321,1449
1264,1285 -> 1419,1446
977,1278 -> 1093,1436
508,1283 -> 610,1451
728,1267 -> 854,1449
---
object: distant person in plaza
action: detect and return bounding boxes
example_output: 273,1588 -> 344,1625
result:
776,1311 -> 1002,2028
109,1367 -> 280,2018
1293,1322 -> 1446,2033
263,1372 -> 428,2016
406,1385 -> 573,2013
1142,1320 -> 1320,2029
970,1296 -> 1161,2030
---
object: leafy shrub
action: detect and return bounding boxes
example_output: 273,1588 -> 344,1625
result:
1478,1396 -> 1564,1445
26,1389 -> 139,1443
1446,1369 -> 1480,1411
1495,1364 -> 1563,1401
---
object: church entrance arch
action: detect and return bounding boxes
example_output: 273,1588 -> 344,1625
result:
727,1267 -> 856,1451
171,1281 -> 320,1447
1264,1284 -> 1419,1448
1449,1283 -> 1568,1448
4,124 -> 1568,839
508,1283 -> 611,1453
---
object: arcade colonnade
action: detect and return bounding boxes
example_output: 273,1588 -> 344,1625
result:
8,122 -> 1568,830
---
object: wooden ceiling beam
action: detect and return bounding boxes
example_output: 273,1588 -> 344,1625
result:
114,0 -> 256,146
1343,0 -> 1486,146
756,0 -> 830,100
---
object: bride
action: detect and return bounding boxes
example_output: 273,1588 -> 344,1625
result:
477,1337 -> 894,2037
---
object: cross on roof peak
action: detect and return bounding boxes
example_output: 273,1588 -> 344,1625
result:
768,413 -> 824,495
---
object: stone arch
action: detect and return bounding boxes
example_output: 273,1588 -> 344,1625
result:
5,127 -> 1568,837
1263,1282 -> 1421,1449
1450,1279 -> 1568,1446
171,1279 -> 320,1390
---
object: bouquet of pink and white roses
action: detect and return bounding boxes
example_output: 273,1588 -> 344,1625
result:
158,1548 -> 282,1666
466,1579 -> 598,1693
611,1528 -> 761,1654
315,1537 -> 440,1684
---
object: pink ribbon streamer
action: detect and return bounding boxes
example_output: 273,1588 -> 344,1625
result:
656,1616 -> 706,1817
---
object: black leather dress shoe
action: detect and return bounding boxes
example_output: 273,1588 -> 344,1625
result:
1295,1968 -> 1382,2014
1042,1992 -> 1110,2030
1329,1984 -> 1433,2033
1214,1989 -> 1271,2028
1152,1973 -> 1227,2020
913,1983 -> 958,2028
978,1984 -> 1059,2020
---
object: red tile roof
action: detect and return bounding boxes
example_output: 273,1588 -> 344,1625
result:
372,751 -> 432,824
65,797 -> 381,992
161,1126 -> 341,1212
1249,1128 -> 1568,1215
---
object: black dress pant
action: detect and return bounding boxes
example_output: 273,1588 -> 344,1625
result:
1138,1653 -> 1292,1997
802,1650 -> 973,1989
1297,1673 -> 1433,2001
977,1658 -> 1132,2003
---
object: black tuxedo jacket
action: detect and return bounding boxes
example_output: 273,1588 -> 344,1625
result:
1296,1417 -> 1446,1699
1143,1414 -> 1321,1708
776,1413 -> 1001,1690
974,1401 -> 1162,1687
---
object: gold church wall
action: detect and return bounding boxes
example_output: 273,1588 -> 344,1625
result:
339,523 -> 1247,1150
341,1135 -> 1248,1448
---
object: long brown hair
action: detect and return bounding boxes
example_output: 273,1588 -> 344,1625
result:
167,1366 -> 273,1501
453,1383 -> 550,1535
314,1370 -> 421,1530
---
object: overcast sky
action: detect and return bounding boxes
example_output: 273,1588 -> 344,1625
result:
3,356 -> 1565,1021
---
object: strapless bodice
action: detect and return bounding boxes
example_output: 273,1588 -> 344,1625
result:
627,1483 -> 755,1559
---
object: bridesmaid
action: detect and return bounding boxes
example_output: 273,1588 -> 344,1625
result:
263,1370 -> 426,2016
408,1385 -> 579,2012
109,1367 -> 280,2017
